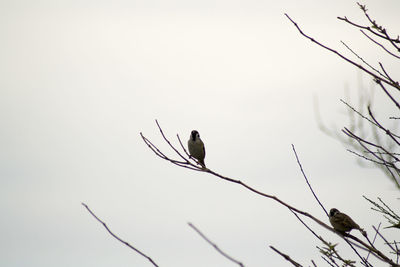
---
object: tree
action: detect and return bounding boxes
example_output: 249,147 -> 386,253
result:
83,3 -> 400,266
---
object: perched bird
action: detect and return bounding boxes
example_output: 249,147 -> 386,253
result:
188,130 -> 206,167
329,208 -> 366,236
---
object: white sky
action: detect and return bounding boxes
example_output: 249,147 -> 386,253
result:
1,0 -> 399,266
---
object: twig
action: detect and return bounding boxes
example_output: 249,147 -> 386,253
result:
81,203 -> 159,267
340,99 -> 377,127
373,225 -> 397,253
366,223 -> 381,262
285,13 -> 400,91
360,30 -> 400,59
270,246 -> 303,267
188,222 -> 245,267
321,255 -> 338,267
375,79 -> 400,110
292,144 -> 328,217
379,62 -> 399,85
368,107 -> 400,145
311,259 -> 318,267
340,40 -> 385,78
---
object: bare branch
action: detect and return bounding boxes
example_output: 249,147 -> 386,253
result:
366,223 -> 381,263
321,255 -> 338,267
360,30 -> 400,59
292,144 -> 328,217
270,246 -> 303,267
81,203 -> 159,267
285,13 -> 400,91
367,107 -> 400,145
340,99 -> 377,127
311,259 -> 318,267
375,79 -> 400,110
188,223 -> 245,267
379,63 -> 400,86
373,226 -> 397,253
340,41 -> 386,79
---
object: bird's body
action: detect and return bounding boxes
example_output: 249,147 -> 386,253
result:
188,130 -> 206,167
329,208 -> 366,235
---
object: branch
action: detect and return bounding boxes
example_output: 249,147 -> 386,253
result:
360,30 -> 400,59
285,13 -> 400,91
292,144 -> 328,217
141,121 -> 399,266
82,203 -> 159,267
188,223 -> 245,267
340,40 -> 385,79
270,246 -> 303,267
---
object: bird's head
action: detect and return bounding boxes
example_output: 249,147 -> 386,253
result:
329,208 -> 340,217
191,130 -> 200,141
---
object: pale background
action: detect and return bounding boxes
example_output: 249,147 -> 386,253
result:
1,0 -> 399,266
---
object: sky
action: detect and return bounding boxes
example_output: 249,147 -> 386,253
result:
1,0 -> 400,266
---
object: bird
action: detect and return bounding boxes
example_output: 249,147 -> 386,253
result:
329,208 -> 366,236
187,130 -> 206,167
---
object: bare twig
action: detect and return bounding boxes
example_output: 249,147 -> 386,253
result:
360,30 -> 400,59
321,255 -> 338,267
375,79 -> 400,110
366,223 -> 381,263
340,40 -> 385,78
292,144 -> 328,217
188,223 -> 245,267
373,225 -> 397,253
285,13 -> 400,91
368,107 -> 400,145
81,203 -> 159,267
311,259 -> 318,267
270,246 -> 303,267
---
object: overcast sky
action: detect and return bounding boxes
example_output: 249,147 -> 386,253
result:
1,0 -> 399,266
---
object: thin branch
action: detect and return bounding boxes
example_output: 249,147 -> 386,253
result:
188,223 -> 245,267
346,149 -> 395,166
340,40 -> 385,79
373,225 -> 397,253
321,255 -> 338,267
270,246 -> 303,267
155,120 -> 191,163
337,16 -> 390,44
343,127 -> 399,162
360,30 -> 400,59
368,107 -> 400,145
311,259 -> 318,267
285,13 -> 400,91
81,203 -> 159,267
366,223 -> 381,263
379,62 -> 400,85
292,144 -> 328,217
340,99 -> 377,127
375,79 -> 400,110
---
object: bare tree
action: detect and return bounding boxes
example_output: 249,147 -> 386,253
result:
82,3 -> 400,266
299,3 -> 400,189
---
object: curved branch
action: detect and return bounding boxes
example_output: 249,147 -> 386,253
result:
82,203 -> 159,267
188,223 -> 245,267
270,246 -> 303,267
292,144 -> 328,217
285,14 -> 400,91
